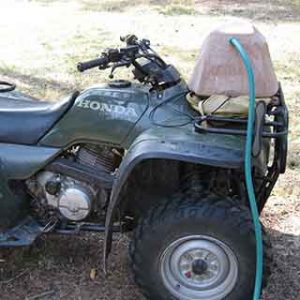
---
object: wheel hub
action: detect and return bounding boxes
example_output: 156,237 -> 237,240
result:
160,235 -> 239,300
192,259 -> 208,275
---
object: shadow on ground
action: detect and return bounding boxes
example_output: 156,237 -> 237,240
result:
0,228 -> 299,300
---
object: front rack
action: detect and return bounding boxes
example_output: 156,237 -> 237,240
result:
193,85 -> 289,211
194,85 -> 288,171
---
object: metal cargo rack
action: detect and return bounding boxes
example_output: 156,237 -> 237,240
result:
194,84 -> 289,211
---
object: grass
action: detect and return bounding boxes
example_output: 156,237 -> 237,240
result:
29,0 -> 300,19
157,1 -> 197,15
0,0 -> 299,299
291,0 -> 300,7
274,57 -> 300,81
158,5 -> 196,15
81,0 -> 138,12
79,0 -> 196,13
274,56 -> 300,171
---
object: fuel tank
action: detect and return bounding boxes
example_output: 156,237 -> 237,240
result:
40,83 -> 149,147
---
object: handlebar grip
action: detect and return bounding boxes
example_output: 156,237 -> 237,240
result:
77,57 -> 108,72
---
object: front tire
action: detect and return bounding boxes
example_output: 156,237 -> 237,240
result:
130,195 -> 270,300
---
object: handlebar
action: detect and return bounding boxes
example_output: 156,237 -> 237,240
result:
76,35 -> 177,87
77,35 -> 150,73
77,56 -> 109,72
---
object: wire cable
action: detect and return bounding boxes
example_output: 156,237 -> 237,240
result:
149,91 -> 196,127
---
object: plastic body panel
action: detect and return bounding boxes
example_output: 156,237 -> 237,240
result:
0,144 -> 60,179
39,82 -> 195,149
104,127 -> 246,261
0,144 -> 60,228
39,84 -> 149,147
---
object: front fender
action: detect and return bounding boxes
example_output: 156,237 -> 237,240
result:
104,127 -> 245,268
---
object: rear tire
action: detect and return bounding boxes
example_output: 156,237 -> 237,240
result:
130,194 -> 271,300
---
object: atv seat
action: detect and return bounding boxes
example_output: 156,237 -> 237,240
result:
0,91 -> 79,145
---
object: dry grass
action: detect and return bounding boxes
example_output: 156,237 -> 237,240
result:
0,0 -> 299,299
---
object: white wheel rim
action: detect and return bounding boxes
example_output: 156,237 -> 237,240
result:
160,235 -> 239,300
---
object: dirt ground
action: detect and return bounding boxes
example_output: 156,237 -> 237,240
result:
0,0 -> 299,299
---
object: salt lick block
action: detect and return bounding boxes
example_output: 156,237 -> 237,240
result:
189,21 -> 278,97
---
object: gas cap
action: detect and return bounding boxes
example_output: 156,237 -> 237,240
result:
109,80 -> 131,88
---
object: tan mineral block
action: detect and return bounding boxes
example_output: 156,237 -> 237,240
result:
188,21 -> 278,97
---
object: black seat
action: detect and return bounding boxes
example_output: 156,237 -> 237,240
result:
0,91 -> 79,145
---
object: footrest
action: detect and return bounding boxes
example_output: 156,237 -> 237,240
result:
0,217 -> 43,247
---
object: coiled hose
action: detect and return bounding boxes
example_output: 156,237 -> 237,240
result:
229,37 -> 263,300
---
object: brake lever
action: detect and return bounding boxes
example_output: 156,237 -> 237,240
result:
109,61 -> 131,79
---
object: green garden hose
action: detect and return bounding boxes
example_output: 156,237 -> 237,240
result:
229,37 -> 263,300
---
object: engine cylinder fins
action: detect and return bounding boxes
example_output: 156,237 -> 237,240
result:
77,145 -> 122,173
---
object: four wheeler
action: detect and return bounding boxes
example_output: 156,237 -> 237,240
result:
0,33 -> 288,299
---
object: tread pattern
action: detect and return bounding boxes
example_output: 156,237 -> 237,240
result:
129,191 -> 272,300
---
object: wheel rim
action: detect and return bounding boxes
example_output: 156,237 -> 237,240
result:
160,235 -> 238,300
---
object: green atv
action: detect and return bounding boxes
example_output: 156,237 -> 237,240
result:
0,34 -> 288,300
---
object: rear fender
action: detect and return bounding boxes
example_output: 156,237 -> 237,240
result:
104,127 -> 244,267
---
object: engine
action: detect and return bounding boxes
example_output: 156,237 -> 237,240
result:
27,145 -> 122,222
34,171 -> 95,221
